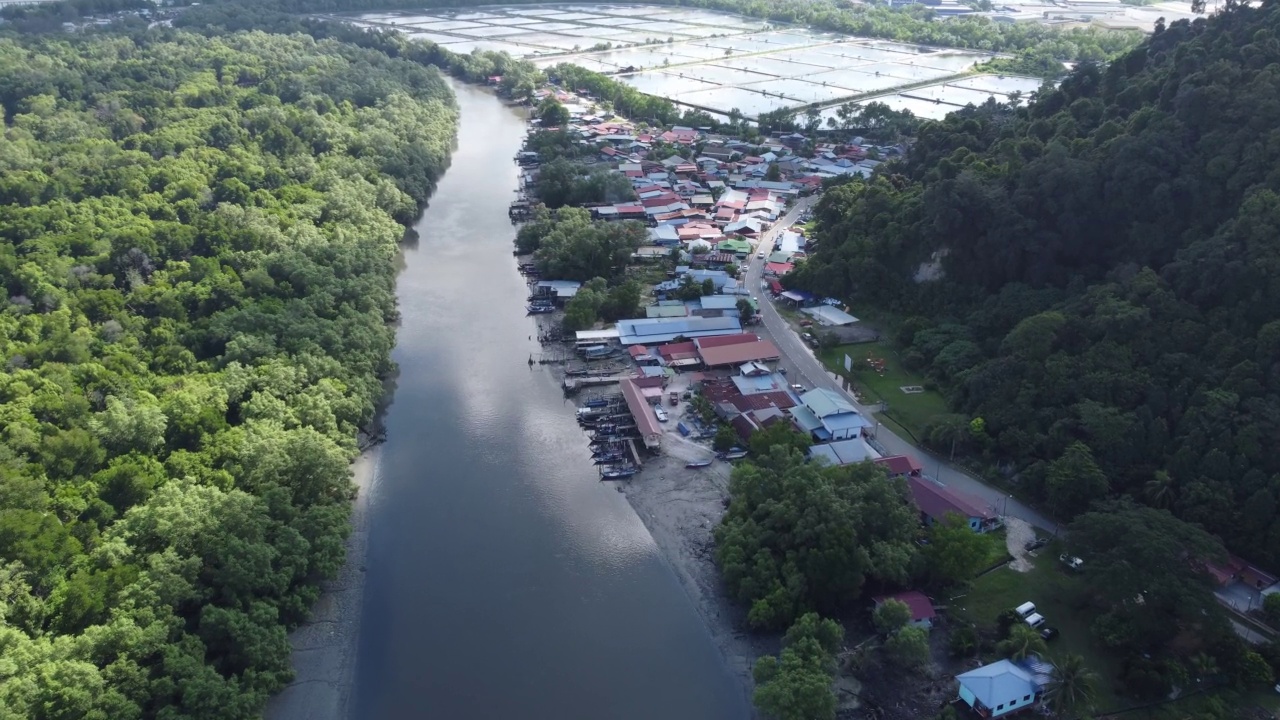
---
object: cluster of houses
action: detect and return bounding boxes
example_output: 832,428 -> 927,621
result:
522,90 -> 893,274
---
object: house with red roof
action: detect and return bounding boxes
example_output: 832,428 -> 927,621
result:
874,455 -> 924,479
875,591 -> 936,629
907,476 -> 1000,533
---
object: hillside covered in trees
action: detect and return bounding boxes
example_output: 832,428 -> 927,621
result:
0,30 -> 455,718
790,1 -> 1280,566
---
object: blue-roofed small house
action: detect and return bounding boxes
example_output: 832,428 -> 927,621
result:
956,658 -> 1046,718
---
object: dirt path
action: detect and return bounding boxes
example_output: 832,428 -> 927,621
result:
1004,517 -> 1035,573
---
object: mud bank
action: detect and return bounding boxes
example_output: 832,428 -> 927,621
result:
265,449 -> 379,720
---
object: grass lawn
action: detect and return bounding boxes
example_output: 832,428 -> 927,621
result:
953,539 -> 1124,713
975,527 -> 1011,568
818,341 -> 949,443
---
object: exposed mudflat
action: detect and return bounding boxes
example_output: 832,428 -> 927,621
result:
265,450 -> 379,720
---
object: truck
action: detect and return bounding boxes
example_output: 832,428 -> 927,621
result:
669,391 -> 679,406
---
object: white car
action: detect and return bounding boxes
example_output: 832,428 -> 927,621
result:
654,406 -> 669,423
756,252 -> 765,259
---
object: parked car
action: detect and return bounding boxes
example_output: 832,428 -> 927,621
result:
654,407 -> 669,423
799,319 -> 813,327
1025,537 -> 1048,551
791,384 -> 805,393
1040,627 -> 1060,641
1060,554 -> 1084,571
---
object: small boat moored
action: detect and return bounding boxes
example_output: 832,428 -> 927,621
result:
685,460 -> 714,468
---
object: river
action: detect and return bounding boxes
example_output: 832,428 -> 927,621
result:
348,80 -> 748,719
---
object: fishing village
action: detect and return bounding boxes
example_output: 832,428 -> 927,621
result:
499,78 -> 1008,710
506,78 -> 933,484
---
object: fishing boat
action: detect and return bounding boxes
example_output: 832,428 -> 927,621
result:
685,460 -> 714,468
526,304 -> 556,315
593,454 -> 624,465
600,467 -> 638,480
716,450 -> 749,461
582,398 -> 610,408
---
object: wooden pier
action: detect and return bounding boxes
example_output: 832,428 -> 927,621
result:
563,374 -> 629,393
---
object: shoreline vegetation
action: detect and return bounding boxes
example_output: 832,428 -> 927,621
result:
0,29 -> 457,719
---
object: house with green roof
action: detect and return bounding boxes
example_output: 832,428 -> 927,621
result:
717,238 -> 752,256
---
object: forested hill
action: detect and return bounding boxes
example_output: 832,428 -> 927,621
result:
0,31 -> 455,717
791,2 -> 1280,566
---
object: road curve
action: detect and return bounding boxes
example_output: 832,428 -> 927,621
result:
745,196 -> 1058,533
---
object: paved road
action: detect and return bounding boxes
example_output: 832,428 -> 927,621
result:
746,196 -> 1058,533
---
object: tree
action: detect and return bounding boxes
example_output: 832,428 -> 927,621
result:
748,422 -> 812,458
766,163 -> 782,182
753,613 -> 842,720
1264,593 -> 1280,627
924,512 -> 991,586
1044,654 -> 1099,717
713,425 -> 739,452
1069,501 -> 1226,654
883,625 -> 930,670
998,623 -> 1047,661
1044,442 -> 1108,518
872,598 -> 911,634
536,97 -> 570,128
715,450 -> 918,629
736,298 -> 755,320
600,281 -> 640,322
0,30 -> 462,718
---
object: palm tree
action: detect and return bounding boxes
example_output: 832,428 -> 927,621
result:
1188,652 -> 1218,683
1143,470 -> 1175,508
997,624 -> 1047,661
1045,654 -> 1099,717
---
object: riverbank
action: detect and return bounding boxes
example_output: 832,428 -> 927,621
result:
265,447 -> 379,720
618,439 -> 773,698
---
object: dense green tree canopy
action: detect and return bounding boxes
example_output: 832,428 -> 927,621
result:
715,447 -> 918,630
791,2 -> 1280,569
752,613 -> 843,720
0,29 -> 456,718
1069,502 -> 1226,654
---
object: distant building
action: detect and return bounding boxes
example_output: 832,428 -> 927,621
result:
615,316 -> 743,345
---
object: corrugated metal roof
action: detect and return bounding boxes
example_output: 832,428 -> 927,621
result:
616,316 -> 742,345
803,305 -> 859,326
698,339 -> 780,368
620,378 -> 663,446
789,405 -> 823,432
645,304 -> 688,318
957,660 -> 1039,710
800,388 -> 857,418
807,438 -> 879,465
699,296 -> 739,310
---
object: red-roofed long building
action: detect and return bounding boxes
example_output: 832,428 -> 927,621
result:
907,476 -> 999,533
620,378 -> 663,450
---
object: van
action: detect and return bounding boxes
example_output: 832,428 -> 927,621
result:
1024,612 -> 1046,628
1014,601 -> 1036,618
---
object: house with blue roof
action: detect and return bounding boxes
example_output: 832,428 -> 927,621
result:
789,388 -> 872,441
956,658 -> 1047,718
615,316 -> 743,345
